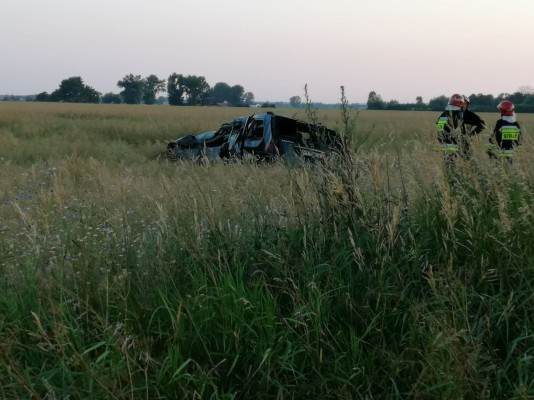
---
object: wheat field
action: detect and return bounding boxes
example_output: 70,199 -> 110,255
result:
1,102 -> 534,399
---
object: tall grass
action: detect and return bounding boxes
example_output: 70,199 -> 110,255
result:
0,103 -> 533,398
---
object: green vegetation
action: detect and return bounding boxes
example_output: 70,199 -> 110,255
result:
117,74 -> 148,105
36,77 -> 101,104
30,74 -> 255,107
0,103 -> 533,399
367,90 -> 534,113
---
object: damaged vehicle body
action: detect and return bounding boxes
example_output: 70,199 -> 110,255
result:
166,113 -> 342,162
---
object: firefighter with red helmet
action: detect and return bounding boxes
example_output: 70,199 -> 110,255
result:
488,100 -> 522,161
436,94 -> 486,159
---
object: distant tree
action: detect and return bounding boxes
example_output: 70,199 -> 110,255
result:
49,77 -> 100,103
117,74 -> 145,104
228,85 -> 245,106
261,102 -> 276,108
387,99 -> 417,110
466,93 -> 495,111
367,91 -> 384,110
428,95 -> 448,111
143,75 -> 166,105
84,88 -> 100,103
182,75 -> 211,105
209,83 -> 252,106
521,95 -> 534,112
102,92 -> 122,104
35,92 -> 51,102
289,96 -> 302,107
384,99 -> 401,110
508,92 -> 527,107
211,82 -> 232,104
167,73 -> 186,106
166,74 -> 211,106
242,92 -> 255,106
82,86 -> 101,103
412,96 -> 428,110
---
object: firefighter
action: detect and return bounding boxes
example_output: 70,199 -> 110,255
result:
436,94 -> 485,160
463,95 -> 487,136
488,100 -> 522,162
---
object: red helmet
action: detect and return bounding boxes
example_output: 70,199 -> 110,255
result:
446,94 -> 466,111
497,100 -> 515,116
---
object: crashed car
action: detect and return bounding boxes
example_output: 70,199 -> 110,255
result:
166,117 -> 245,161
166,112 -> 342,162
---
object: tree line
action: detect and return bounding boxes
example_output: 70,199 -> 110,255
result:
34,74 -> 255,106
367,90 -> 534,112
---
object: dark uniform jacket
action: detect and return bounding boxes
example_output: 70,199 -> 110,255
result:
463,110 -> 486,135
492,119 -> 521,150
436,110 -> 486,144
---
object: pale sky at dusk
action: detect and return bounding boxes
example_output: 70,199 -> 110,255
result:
1,0 -> 534,103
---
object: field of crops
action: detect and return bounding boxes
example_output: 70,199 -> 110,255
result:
1,102 -> 534,399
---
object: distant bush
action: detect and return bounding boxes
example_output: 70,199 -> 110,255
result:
101,92 -> 122,104
33,77 -> 100,103
367,91 -> 385,110
35,92 -> 51,102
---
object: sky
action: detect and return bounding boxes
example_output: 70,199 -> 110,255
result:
1,0 -> 534,103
